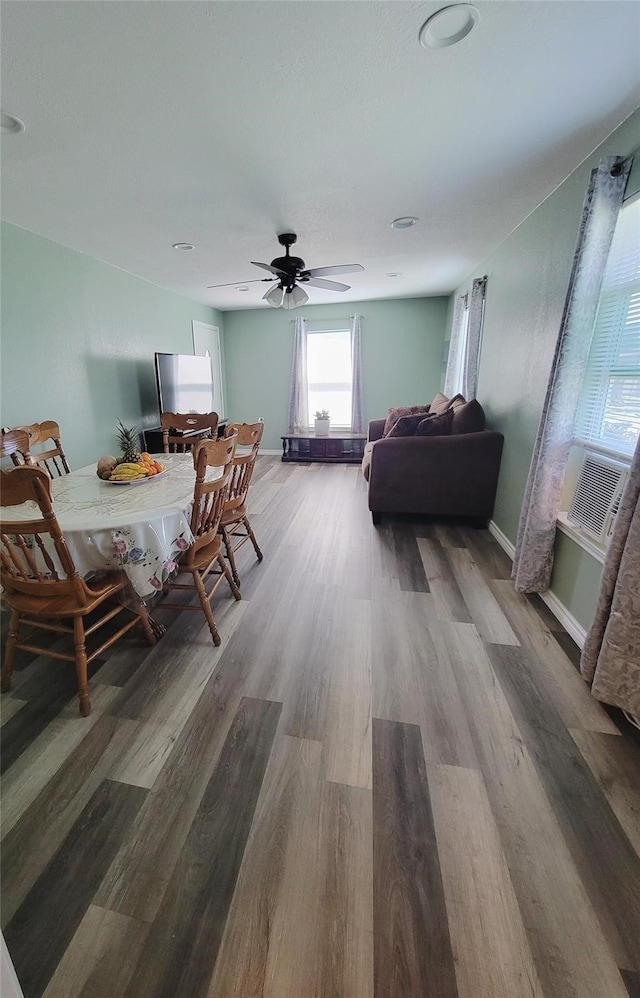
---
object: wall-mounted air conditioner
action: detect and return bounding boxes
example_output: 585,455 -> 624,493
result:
568,451 -> 628,544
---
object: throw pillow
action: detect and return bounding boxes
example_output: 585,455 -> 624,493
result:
383,404 -> 430,437
448,393 -> 466,410
415,409 -> 454,436
429,392 -> 451,415
451,399 -> 485,435
387,413 -> 429,438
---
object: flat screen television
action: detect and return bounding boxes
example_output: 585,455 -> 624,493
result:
155,352 -> 214,415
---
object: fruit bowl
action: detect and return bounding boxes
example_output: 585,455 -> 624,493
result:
105,453 -> 165,483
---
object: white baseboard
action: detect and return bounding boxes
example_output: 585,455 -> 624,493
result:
260,449 -> 282,456
487,520 -> 515,559
538,591 -> 587,649
488,519 -> 587,649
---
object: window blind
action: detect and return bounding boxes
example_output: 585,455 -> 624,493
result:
574,196 -> 640,457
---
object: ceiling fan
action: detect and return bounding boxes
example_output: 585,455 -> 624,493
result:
207,233 -> 364,308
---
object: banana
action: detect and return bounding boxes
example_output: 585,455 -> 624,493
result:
109,461 -> 151,482
110,468 -> 147,481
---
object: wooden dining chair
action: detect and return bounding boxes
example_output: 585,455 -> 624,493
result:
1,428 -> 32,467
160,411 -> 219,453
154,432 -> 241,645
0,466 -> 157,716
218,420 -> 264,587
11,420 -> 71,476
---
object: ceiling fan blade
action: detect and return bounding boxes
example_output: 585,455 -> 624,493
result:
251,261 -> 285,276
207,278 -> 272,288
306,264 -> 364,278
304,277 -> 350,292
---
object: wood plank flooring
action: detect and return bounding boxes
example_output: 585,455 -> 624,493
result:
2,457 -> 640,998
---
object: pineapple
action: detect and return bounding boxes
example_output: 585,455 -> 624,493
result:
117,420 -> 142,464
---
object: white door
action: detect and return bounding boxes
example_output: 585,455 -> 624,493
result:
192,321 -> 225,418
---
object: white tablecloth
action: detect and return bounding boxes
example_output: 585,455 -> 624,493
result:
3,454 -> 218,598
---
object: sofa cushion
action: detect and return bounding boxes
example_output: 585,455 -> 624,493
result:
387,413 -> 430,438
451,398 -> 485,435
361,440 -> 375,482
415,408 -> 454,436
383,404 -> 431,437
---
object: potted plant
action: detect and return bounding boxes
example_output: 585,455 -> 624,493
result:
314,410 -> 330,435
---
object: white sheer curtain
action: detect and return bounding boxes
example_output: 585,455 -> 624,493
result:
350,314 -> 364,433
287,316 -> 308,431
463,277 -> 487,400
444,278 -> 486,399
512,156 -> 632,593
444,293 -> 467,397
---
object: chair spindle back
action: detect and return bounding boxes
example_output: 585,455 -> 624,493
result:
10,421 -> 70,476
160,412 -> 219,453
1,466 -> 89,604
185,432 -> 237,563
1,428 -> 32,467
224,421 -> 264,511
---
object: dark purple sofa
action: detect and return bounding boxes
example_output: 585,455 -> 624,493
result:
362,395 -> 504,525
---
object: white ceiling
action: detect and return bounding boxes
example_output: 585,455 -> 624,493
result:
2,1 -> 639,311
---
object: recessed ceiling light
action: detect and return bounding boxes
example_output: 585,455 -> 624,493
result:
235,286 -> 249,292
391,217 -> 418,229
172,242 -> 195,251
1,111 -> 25,134
385,272 -> 401,278
419,4 -> 479,49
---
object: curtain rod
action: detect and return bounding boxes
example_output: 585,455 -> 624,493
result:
289,314 -> 361,321
611,154 -> 633,177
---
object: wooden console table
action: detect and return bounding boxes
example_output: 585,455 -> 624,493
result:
281,431 -> 366,464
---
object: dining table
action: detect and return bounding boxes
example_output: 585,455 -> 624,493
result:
3,453 -> 215,600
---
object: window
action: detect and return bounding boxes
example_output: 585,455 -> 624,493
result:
574,194 -> 640,458
561,193 -> 640,556
306,328 -> 352,427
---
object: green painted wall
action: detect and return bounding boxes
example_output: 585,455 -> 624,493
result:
550,531 -> 605,630
448,107 -> 640,632
1,222 -> 223,468
223,297 -> 448,451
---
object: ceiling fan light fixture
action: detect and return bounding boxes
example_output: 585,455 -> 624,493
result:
282,285 -> 309,309
264,284 -> 284,307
